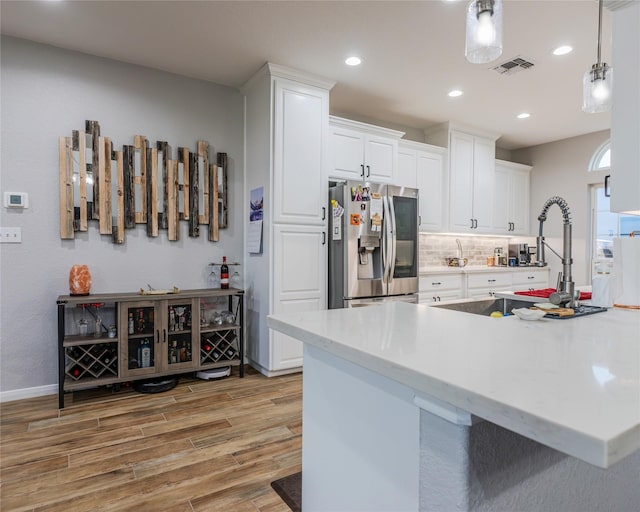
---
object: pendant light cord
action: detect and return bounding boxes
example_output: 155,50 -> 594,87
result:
597,0 -> 603,66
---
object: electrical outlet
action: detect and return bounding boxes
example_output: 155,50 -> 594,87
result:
0,227 -> 22,243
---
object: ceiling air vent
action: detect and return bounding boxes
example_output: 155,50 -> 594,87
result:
492,56 -> 535,75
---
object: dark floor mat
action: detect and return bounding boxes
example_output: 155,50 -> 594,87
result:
271,471 -> 301,512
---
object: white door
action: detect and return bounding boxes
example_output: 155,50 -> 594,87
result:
449,131 -> 475,232
492,167 -> 511,234
365,135 -> 396,183
510,170 -> 529,235
273,78 -> 328,225
329,127 -> 365,180
471,137 -> 495,232
272,224 -> 326,371
417,149 -> 445,232
396,147 -> 418,188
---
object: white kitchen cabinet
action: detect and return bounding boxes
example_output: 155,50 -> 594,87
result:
419,273 -> 464,303
399,141 -> 447,232
272,225 -> 326,370
512,268 -> 549,290
610,1 -> 640,214
243,63 -> 334,376
425,123 -> 499,234
329,116 -> 404,183
466,271 -> 513,298
492,160 -> 532,235
273,79 -> 328,225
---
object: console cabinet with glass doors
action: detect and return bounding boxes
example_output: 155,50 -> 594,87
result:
57,288 -> 244,408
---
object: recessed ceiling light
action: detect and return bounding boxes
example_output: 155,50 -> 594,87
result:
448,89 -> 463,97
517,113 -> 531,119
345,56 -> 362,66
553,45 -> 573,56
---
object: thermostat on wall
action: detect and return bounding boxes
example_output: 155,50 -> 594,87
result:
4,192 -> 29,209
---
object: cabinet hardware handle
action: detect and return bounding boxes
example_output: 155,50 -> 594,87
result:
470,218 -> 474,229
322,206 -> 326,220
432,282 -> 441,286
432,296 -> 437,302
474,219 -> 478,229
419,215 -> 422,226
437,296 -> 441,301
156,330 -> 159,343
163,329 -> 166,343
322,231 -> 326,245
488,279 -> 496,283
528,276 -> 534,279
604,174 -> 611,197
366,165 -> 370,178
361,164 -> 365,177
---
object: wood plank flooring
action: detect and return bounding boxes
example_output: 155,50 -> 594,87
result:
0,367 -> 301,512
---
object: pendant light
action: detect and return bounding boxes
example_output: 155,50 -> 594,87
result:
465,0 -> 503,64
582,0 -> 613,113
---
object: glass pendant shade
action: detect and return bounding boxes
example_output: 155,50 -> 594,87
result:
583,63 -> 613,113
465,0 -> 503,64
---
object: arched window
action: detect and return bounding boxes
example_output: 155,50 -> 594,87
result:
589,141 -> 611,172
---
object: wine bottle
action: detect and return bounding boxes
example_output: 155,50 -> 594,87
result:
137,310 -> 146,333
128,312 -> 134,334
170,340 -> 178,364
69,365 -> 82,380
220,256 -> 229,289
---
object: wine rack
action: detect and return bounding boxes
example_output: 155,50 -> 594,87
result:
200,327 -> 239,364
65,342 -> 118,381
57,288 -> 244,408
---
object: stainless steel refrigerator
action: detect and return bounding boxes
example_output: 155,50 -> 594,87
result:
328,181 -> 419,308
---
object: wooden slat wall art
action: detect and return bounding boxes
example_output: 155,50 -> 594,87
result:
189,151 -> 199,237
147,147 -> 159,237
133,135 -> 148,224
113,150 -> 125,244
217,152 -> 228,228
208,164 -> 219,242
168,160 -> 179,241
197,140 -> 210,225
86,120 -> 100,220
59,137 -> 74,239
122,145 -> 135,229
98,137 -> 113,235
59,120 -> 227,243
178,147 -> 190,220
157,141 -> 170,230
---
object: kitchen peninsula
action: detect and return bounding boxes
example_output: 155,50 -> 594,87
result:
268,302 -> 640,511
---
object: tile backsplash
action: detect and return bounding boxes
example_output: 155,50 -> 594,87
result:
419,234 -> 508,267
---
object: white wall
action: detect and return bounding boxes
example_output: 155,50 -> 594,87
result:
0,37 -> 244,397
513,130 -> 610,286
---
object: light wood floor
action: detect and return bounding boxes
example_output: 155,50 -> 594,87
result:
0,367 -> 301,512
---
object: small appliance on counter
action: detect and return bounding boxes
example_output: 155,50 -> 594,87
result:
509,243 -> 531,266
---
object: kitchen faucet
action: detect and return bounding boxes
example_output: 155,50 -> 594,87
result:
535,196 -> 576,307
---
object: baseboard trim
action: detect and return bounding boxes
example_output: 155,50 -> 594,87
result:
0,384 -> 57,403
247,360 -> 302,378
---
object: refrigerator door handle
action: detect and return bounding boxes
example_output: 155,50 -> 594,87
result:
388,195 -> 397,282
382,195 -> 390,283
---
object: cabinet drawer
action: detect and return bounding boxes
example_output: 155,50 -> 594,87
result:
512,270 -> 549,288
420,290 -> 465,304
466,272 -> 512,289
420,274 -> 463,292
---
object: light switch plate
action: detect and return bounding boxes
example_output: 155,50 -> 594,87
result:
0,227 -> 22,243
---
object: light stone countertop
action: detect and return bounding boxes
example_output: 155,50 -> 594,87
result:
268,301 -> 640,468
420,265 -> 550,275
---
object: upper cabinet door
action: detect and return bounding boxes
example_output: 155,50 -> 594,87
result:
416,149 -> 445,232
364,135 -> 396,183
396,147 -> 418,189
329,126 -> 366,181
449,131 -> 475,232
471,136 -> 495,232
273,78 -> 328,225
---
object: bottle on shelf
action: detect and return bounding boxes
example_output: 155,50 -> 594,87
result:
128,312 -> 134,334
220,256 -> 229,289
137,310 -> 146,333
170,340 -> 178,364
69,365 -> 83,380
140,339 -> 151,368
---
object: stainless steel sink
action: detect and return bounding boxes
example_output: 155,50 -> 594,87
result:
431,297 -> 536,317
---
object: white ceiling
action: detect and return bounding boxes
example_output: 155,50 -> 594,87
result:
0,0 -> 613,150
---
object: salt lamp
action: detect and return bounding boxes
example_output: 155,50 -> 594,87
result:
69,265 -> 92,295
